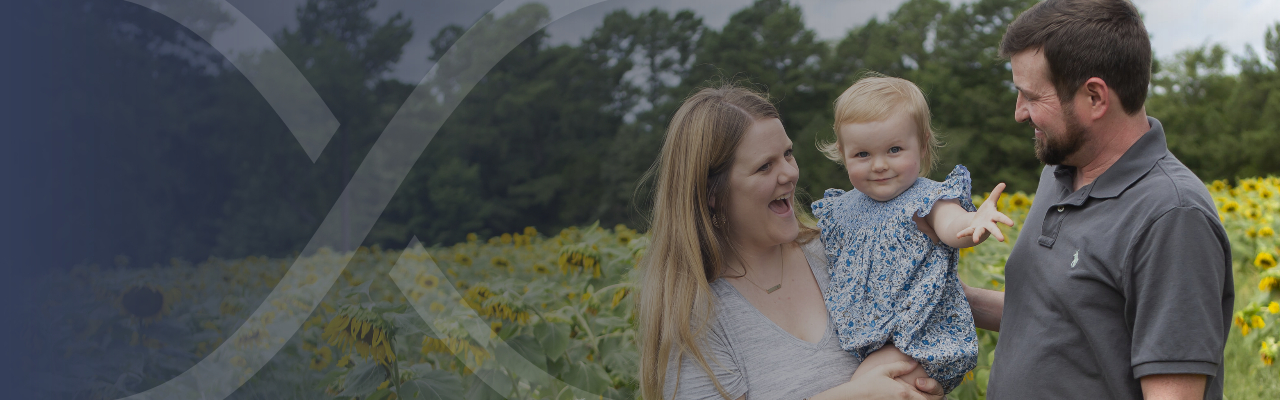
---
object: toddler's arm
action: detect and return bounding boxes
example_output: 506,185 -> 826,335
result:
922,183 -> 1015,248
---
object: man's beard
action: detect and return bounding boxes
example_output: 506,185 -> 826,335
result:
1033,106 -> 1086,165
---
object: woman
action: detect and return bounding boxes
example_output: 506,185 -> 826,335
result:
637,85 -> 992,399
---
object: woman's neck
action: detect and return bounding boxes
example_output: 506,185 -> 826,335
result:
727,241 -> 787,277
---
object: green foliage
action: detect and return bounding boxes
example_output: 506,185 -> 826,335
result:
70,0 -> 1280,268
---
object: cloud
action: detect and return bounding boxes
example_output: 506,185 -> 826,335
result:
1135,0 -> 1278,62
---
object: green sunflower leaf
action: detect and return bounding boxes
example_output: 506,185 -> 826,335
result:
534,321 -> 571,361
399,370 -> 464,400
338,359 -> 387,396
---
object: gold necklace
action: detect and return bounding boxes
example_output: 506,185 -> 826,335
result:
741,245 -> 784,294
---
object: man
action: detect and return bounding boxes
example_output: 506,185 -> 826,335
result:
970,0 -> 1235,399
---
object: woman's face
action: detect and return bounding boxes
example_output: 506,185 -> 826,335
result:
720,118 -> 800,250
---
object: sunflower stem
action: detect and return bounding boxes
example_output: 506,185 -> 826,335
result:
571,305 -> 599,352
390,338 -> 404,398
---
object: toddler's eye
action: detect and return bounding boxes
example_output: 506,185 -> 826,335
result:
757,163 -> 770,172
784,149 -> 793,158
855,151 -> 869,158
889,146 -> 902,154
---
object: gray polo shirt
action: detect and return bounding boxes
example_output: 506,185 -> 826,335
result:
986,117 -> 1233,400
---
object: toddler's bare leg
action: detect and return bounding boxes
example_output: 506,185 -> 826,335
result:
861,342 -> 929,387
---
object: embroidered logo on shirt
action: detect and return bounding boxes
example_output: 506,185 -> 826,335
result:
1071,250 -> 1080,268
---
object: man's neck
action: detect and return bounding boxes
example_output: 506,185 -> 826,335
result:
1069,113 -> 1151,191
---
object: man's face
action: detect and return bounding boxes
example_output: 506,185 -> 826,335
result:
1011,49 -> 1086,166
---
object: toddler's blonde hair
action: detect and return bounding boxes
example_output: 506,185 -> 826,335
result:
819,73 -> 939,176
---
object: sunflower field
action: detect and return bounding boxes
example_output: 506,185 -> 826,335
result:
27,179 -> 1280,399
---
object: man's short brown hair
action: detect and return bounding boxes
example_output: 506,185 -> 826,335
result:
999,0 -> 1151,114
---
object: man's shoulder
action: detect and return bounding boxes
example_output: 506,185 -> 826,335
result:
1138,153 -> 1217,214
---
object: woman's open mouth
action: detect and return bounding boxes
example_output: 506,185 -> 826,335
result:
769,194 -> 792,215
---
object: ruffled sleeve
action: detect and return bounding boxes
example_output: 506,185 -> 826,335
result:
810,188 -> 848,262
914,165 -> 976,219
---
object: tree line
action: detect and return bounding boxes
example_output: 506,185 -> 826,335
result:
37,0 -> 1280,267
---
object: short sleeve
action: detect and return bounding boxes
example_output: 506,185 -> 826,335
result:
1127,206 -> 1232,378
914,165 -> 976,218
663,317 -> 748,399
810,188 -> 848,262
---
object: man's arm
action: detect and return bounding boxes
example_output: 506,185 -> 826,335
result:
963,283 -> 1003,332
1139,374 -> 1207,400
1128,206 -> 1230,398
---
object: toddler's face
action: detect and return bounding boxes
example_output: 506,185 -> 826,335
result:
837,111 -> 922,202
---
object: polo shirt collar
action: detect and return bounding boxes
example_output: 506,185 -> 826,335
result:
1051,116 -> 1167,203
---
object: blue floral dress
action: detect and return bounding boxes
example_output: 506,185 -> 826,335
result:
810,165 -> 978,392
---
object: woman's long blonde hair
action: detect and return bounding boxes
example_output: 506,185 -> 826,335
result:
636,85 -> 815,399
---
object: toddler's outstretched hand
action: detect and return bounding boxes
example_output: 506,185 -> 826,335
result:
957,183 -> 1016,244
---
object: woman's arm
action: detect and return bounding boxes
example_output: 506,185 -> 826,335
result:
808,346 -> 943,400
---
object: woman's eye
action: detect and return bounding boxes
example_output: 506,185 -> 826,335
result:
855,151 -> 870,158
784,149 -> 793,158
889,146 -> 902,154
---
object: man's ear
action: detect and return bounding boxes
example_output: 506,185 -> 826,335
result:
1080,77 -> 1110,121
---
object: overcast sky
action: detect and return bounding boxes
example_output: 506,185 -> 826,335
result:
214,0 -> 1280,83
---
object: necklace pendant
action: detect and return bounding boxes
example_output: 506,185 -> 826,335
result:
765,284 -> 781,294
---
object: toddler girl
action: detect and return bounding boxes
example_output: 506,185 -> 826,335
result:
810,76 -> 1013,392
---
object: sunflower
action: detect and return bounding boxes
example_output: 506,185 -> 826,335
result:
415,273 -> 439,290
421,336 -> 491,367
1008,192 -> 1032,210
1247,208 -> 1263,220
491,256 -> 511,269
477,299 -> 529,325
1243,180 -> 1259,192
533,263 -> 551,274
118,284 -> 174,325
500,233 -> 512,245
1270,301 -> 1279,314
466,233 -> 479,243
1260,277 -> 1278,291
322,305 -> 397,366
463,284 -> 495,308
1263,190 -> 1274,200
1262,227 -> 1276,237
1210,180 -> 1228,192
1223,200 -> 1240,213
558,243 -> 602,277
454,253 -> 473,267
1262,339 -> 1279,366
1233,314 -> 1250,336
1251,315 -> 1267,329
617,229 -> 636,246
309,345 -> 333,370
524,226 -> 538,236
1256,253 -> 1277,270
610,288 -> 629,308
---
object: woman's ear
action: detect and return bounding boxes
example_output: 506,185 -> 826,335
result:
708,195 -> 716,209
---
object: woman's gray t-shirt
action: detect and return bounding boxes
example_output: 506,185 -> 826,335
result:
664,239 -> 861,399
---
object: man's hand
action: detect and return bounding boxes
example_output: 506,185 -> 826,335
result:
958,182 -> 1016,244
